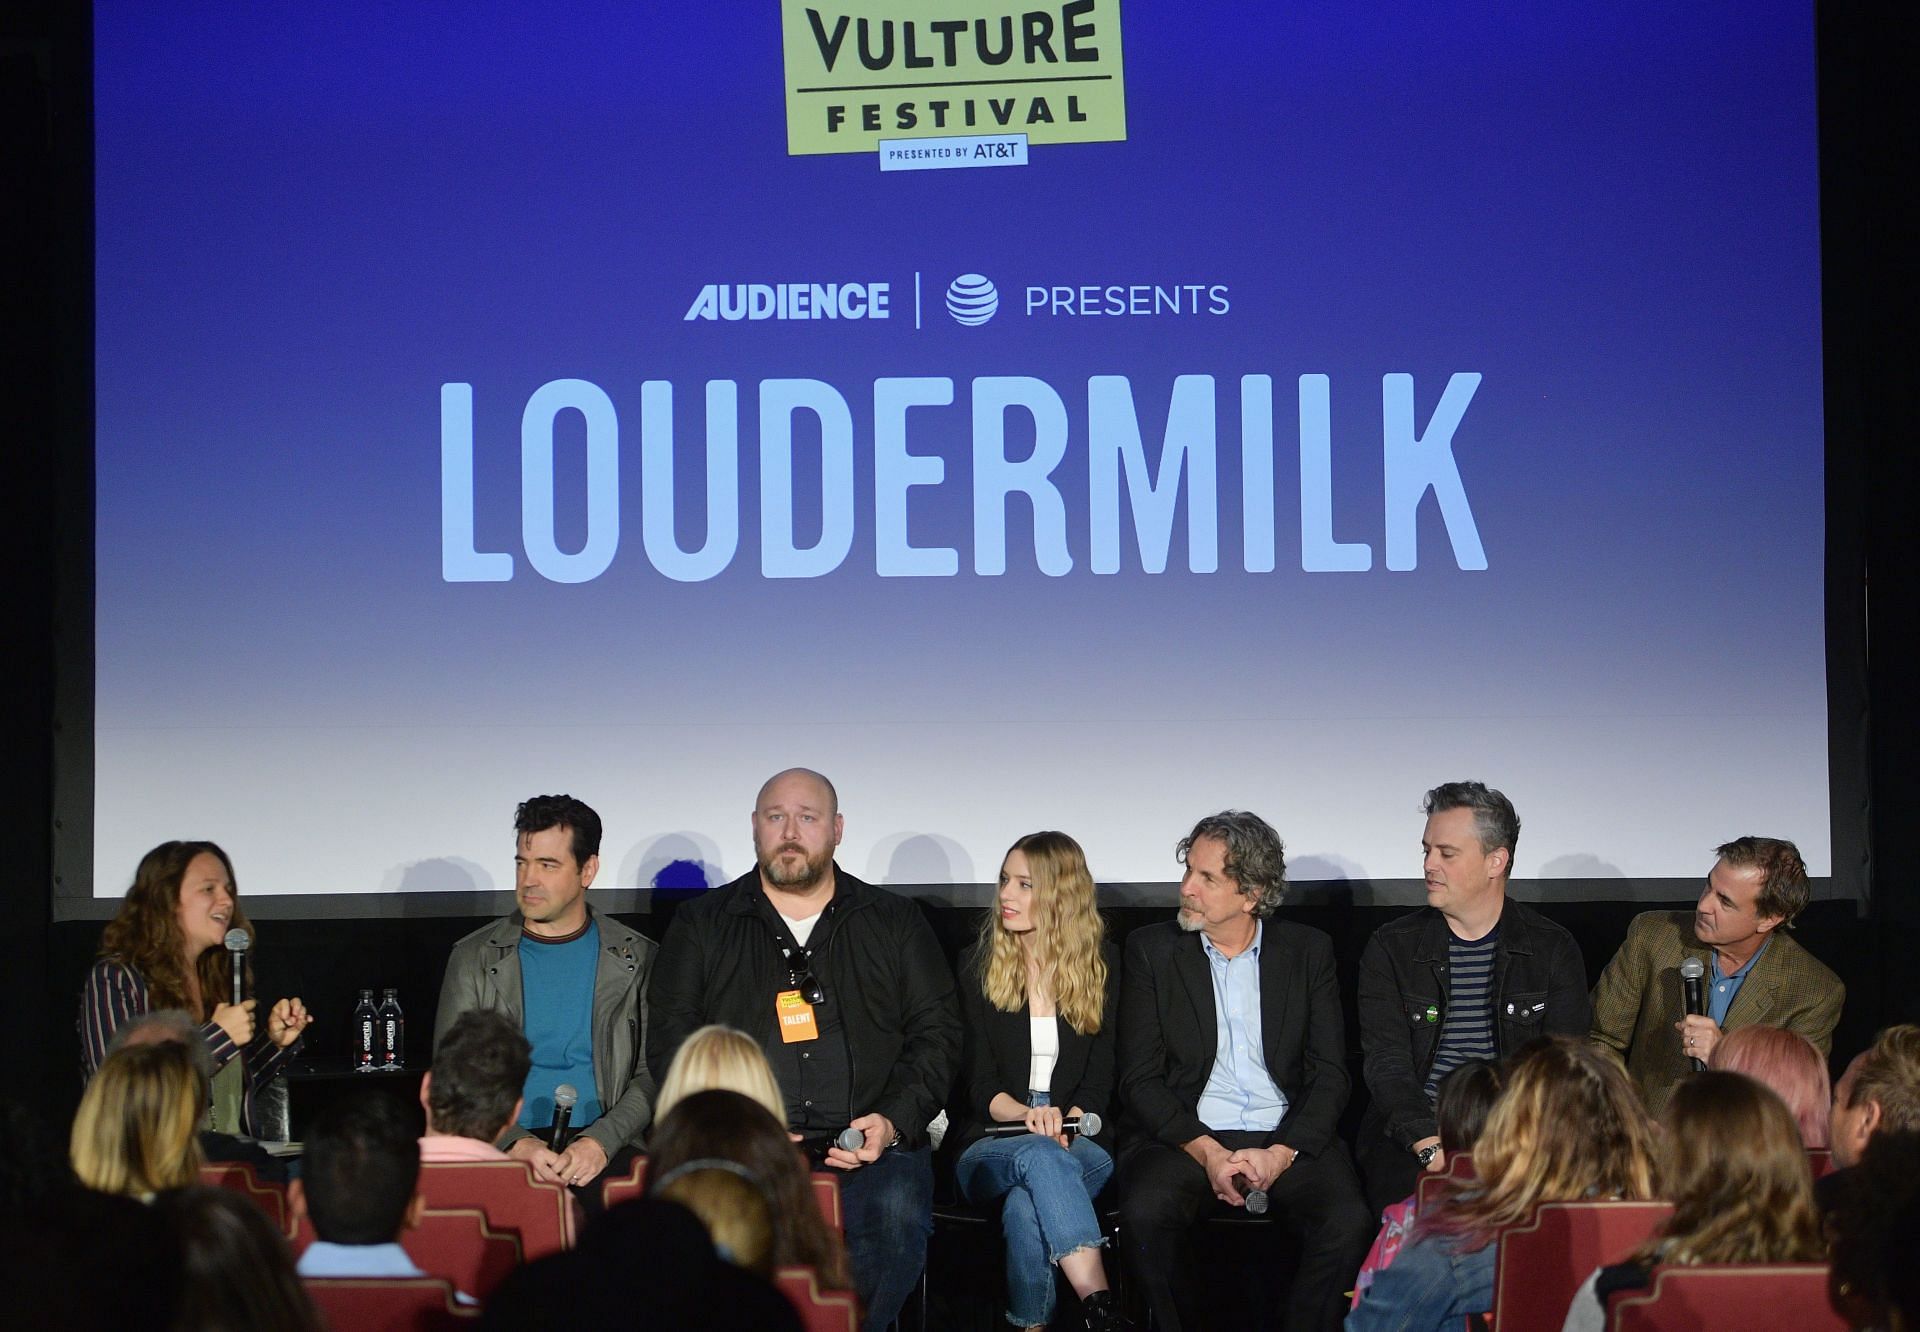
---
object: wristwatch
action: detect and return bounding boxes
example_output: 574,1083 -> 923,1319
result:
1416,1143 -> 1441,1167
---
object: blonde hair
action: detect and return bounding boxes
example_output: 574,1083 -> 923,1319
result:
656,1025 -> 786,1124
975,832 -> 1107,1035
1632,1071 -> 1824,1267
656,1166 -> 776,1277
71,1041 -> 206,1197
1426,1038 -> 1658,1250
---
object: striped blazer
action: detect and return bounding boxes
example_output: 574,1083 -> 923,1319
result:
77,957 -> 299,1137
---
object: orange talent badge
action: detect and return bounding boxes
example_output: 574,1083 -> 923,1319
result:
776,989 -> 819,1043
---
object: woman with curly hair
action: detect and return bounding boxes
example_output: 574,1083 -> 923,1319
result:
77,841 -> 311,1137
1347,1037 -> 1660,1331
954,831 -> 1125,1332
1560,1070 -> 1826,1331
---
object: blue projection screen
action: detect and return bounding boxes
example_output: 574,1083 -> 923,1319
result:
84,3 -> 1830,907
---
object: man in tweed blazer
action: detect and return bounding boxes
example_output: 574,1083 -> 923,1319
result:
1589,836 -> 1842,1115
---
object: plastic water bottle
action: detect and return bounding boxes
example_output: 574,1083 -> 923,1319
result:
378,988 -> 405,1070
353,989 -> 378,1071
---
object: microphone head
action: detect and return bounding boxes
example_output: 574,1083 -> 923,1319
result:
223,927 -> 251,954
1678,957 -> 1706,981
553,1084 -> 578,1110
1244,1187 -> 1269,1215
1075,1111 -> 1103,1137
836,1126 -> 866,1151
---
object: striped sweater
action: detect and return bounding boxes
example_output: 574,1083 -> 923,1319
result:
77,957 -> 300,1137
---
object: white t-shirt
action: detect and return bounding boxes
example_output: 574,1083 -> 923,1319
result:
780,910 -> 824,947
1028,1014 -> 1060,1093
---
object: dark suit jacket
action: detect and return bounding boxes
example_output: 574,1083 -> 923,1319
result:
953,938 -> 1121,1152
1117,918 -> 1349,1158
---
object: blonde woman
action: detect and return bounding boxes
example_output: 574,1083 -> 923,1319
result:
1561,1069 -> 1824,1330
955,831 -> 1124,1332
656,1024 -> 786,1124
70,1040 -> 207,1200
1347,1037 -> 1659,1331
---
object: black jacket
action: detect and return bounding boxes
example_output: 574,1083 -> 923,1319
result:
953,938 -> 1121,1153
645,866 -> 962,1150
1356,898 -> 1590,1150
1117,918 -> 1350,1159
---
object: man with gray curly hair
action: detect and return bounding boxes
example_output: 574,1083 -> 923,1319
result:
1117,810 -> 1370,1332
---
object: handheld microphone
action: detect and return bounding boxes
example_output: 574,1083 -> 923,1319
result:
982,1112 -> 1104,1138
834,1126 -> 867,1152
550,1084 -> 578,1152
223,928 -> 250,1008
1243,1182 -> 1269,1214
1679,957 -> 1707,1072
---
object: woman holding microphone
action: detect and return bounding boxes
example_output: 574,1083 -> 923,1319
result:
953,831 -> 1127,1332
78,841 -> 312,1138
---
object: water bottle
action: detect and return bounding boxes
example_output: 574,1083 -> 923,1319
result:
378,988 -> 405,1070
353,989 -> 378,1071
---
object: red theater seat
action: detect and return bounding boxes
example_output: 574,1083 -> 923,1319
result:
600,1155 -> 648,1209
1607,1263 -> 1844,1331
415,1161 -> 574,1256
199,1162 -> 291,1235
1415,1150 -> 1475,1211
776,1266 -> 859,1332
603,1156 -> 845,1233
1807,1147 -> 1837,1178
405,1209 -> 521,1301
302,1276 -> 479,1329
1490,1201 -> 1672,1332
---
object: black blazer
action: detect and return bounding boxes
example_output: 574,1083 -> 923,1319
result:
1117,918 -> 1349,1158
953,938 -> 1121,1152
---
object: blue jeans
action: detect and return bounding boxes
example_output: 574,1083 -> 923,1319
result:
955,1104 -> 1114,1327
837,1143 -> 934,1332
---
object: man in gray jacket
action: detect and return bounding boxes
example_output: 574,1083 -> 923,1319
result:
435,794 -> 656,1191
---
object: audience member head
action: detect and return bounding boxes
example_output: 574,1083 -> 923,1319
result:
0,1097 -> 76,1216
977,829 -> 1109,1035
152,1185 -> 321,1332
424,1010 -> 531,1142
1631,1070 -> 1823,1267
646,1089 -> 852,1290
1176,810 -> 1288,919
1435,1059 -> 1505,1157
1709,1023 -> 1831,1148
70,1040 -> 206,1198
293,1093 -> 421,1245
99,840 -> 251,1014
479,1197 -> 803,1331
104,1008 -> 219,1083
656,1024 -> 786,1124
1832,1025 -> 1920,1168
1428,1037 -> 1657,1248
654,1160 -> 776,1276
1826,1131 -> 1920,1332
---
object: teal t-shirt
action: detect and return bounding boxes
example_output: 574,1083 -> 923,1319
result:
517,919 -> 603,1131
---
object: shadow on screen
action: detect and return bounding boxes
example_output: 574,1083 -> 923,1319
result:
871,832 -> 976,889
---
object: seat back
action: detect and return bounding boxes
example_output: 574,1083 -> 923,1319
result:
302,1276 -> 479,1329
776,1266 -> 859,1332
1607,1263 -> 1844,1331
809,1172 -> 844,1233
200,1162 -> 292,1236
601,1155 -> 648,1209
1491,1201 -> 1672,1332
405,1209 -> 521,1301
1414,1150 -> 1475,1211
1806,1148 -> 1837,1179
416,1161 -> 574,1257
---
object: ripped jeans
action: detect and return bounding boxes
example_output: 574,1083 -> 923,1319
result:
955,1093 -> 1115,1326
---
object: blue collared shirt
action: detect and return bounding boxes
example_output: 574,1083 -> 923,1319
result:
1708,935 -> 1771,1026
296,1241 -> 426,1281
1196,920 -> 1289,1132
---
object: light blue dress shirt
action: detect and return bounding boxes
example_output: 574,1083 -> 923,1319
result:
1196,920 -> 1289,1132
1708,934 -> 1771,1026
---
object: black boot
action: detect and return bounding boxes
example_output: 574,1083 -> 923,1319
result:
1081,1289 -> 1133,1332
